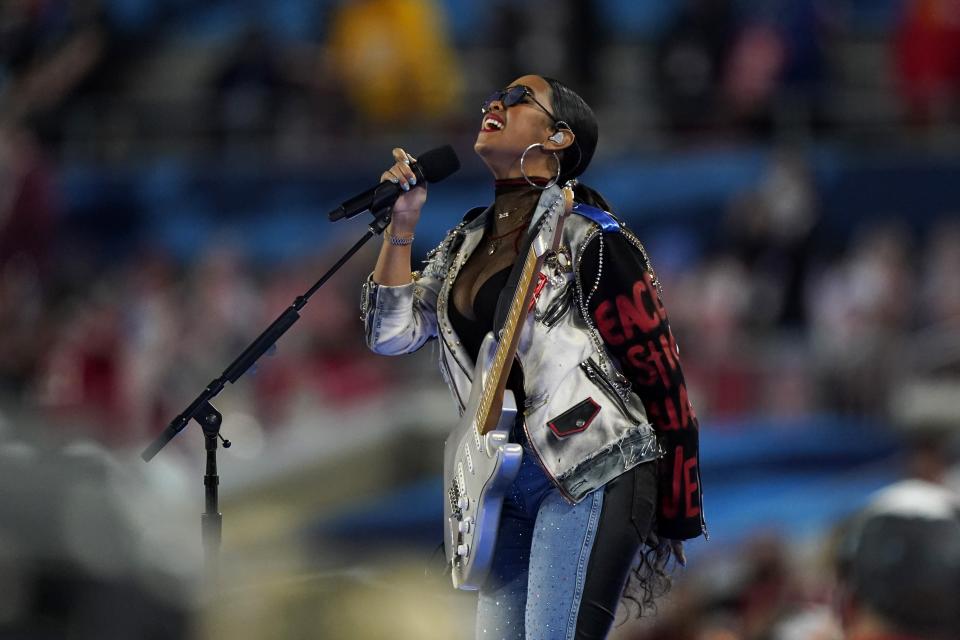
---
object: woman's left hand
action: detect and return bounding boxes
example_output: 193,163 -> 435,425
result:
667,539 -> 686,566
655,537 -> 686,570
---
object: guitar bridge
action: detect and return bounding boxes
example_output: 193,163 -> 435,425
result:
448,483 -> 462,520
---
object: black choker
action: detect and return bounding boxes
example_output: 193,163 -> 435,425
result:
494,177 -> 550,188
494,177 -> 550,198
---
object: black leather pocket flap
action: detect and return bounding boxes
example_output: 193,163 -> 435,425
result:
547,397 -> 601,438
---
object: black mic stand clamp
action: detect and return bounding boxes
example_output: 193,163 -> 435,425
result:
141,198 -> 396,589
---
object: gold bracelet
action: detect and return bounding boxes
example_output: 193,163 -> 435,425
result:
385,229 -> 414,246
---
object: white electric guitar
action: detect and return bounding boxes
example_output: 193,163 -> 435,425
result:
443,186 -> 573,590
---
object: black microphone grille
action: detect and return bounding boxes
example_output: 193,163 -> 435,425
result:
417,145 -> 460,183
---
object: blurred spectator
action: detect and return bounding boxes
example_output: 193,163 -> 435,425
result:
0,125 -> 58,393
0,0 -> 108,144
834,479 -> 960,640
626,535 -> 819,640
664,153 -> 822,419
807,221 -> 914,415
34,276 -> 132,443
0,125 -> 57,279
726,151 -> 821,329
324,0 -> 462,127
723,0 -> 832,137
564,0 -> 605,102
731,536 -> 799,639
894,0 -> 960,126
774,0 -> 832,132
653,0 -> 740,136
120,251 -> 181,441
903,428 -> 958,486
179,245 -> 259,380
723,20 -> 785,136
918,218 -> 960,329
249,251 -> 394,423
490,0 -> 605,104
676,254 -> 758,418
212,27 -> 287,157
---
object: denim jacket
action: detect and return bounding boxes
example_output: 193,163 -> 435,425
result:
360,185 -> 663,503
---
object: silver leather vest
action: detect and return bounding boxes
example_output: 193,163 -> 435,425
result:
361,185 -> 661,502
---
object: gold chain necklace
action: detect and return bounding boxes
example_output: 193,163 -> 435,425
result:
486,213 -> 533,255
486,226 -> 526,255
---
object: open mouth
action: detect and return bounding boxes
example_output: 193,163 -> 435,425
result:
481,115 -> 505,132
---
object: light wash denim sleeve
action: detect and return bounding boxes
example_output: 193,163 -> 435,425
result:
360,271 -> 441,355
360,230 -> 455,355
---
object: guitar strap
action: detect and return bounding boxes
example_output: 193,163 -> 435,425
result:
492,211 -> 550,336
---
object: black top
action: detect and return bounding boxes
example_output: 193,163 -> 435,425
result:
447,266 -> 509,358
448,265 -> 528,426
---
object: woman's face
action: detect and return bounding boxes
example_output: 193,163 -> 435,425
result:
474,75 -> 560,179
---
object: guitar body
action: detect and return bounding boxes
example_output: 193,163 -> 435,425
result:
443,331 -> 523,590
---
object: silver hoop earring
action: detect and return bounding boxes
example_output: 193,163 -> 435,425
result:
520,143 -> 561,190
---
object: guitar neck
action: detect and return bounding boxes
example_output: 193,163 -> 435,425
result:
477,246 -> 542,435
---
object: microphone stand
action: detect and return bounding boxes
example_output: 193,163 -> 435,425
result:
141,196 -> 396,588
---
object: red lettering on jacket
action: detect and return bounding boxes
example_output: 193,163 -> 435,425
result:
617,280 -> 662,339
658,333 -> 679,375
625,344 -> 659,385
594,300 -> 624,345
594,278 -> 669,346
647,339 -> 672,389
661,446 -> 685,520
684,455 -> 700,518
678,382 -> 697,424
661,448 -> 700,521
625,340 -> 672,388
664,395 -> 682,430
645,384 -> 693,431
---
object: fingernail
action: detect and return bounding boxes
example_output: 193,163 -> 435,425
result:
409,177 -> 417,185
402,183 -> 410,191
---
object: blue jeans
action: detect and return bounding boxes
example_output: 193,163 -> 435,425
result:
475,440 -> 654,640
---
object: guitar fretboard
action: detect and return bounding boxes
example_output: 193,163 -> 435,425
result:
475,242 -> 539,435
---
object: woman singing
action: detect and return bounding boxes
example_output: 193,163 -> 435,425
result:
361,75 -> 705,639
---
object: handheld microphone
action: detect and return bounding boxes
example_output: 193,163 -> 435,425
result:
328,145 -> 460,222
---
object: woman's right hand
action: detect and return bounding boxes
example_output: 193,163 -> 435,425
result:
380,147 -> 427,232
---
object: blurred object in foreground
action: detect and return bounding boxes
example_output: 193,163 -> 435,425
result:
834,479 -> 960,640
0,439 -> 199,638
201,559 -> 471,640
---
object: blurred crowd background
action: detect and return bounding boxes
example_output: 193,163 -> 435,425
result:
2,0 -> 960,638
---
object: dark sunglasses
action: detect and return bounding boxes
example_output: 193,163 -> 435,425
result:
481,84 -> 558,123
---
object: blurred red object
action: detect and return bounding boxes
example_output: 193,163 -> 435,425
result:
895,0 -> 960,122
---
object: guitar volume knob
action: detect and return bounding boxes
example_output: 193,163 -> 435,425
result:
456,543 -> 470,558
457,496 -> 469,511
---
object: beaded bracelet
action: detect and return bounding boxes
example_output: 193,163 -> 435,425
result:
385,229 -> 415,246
